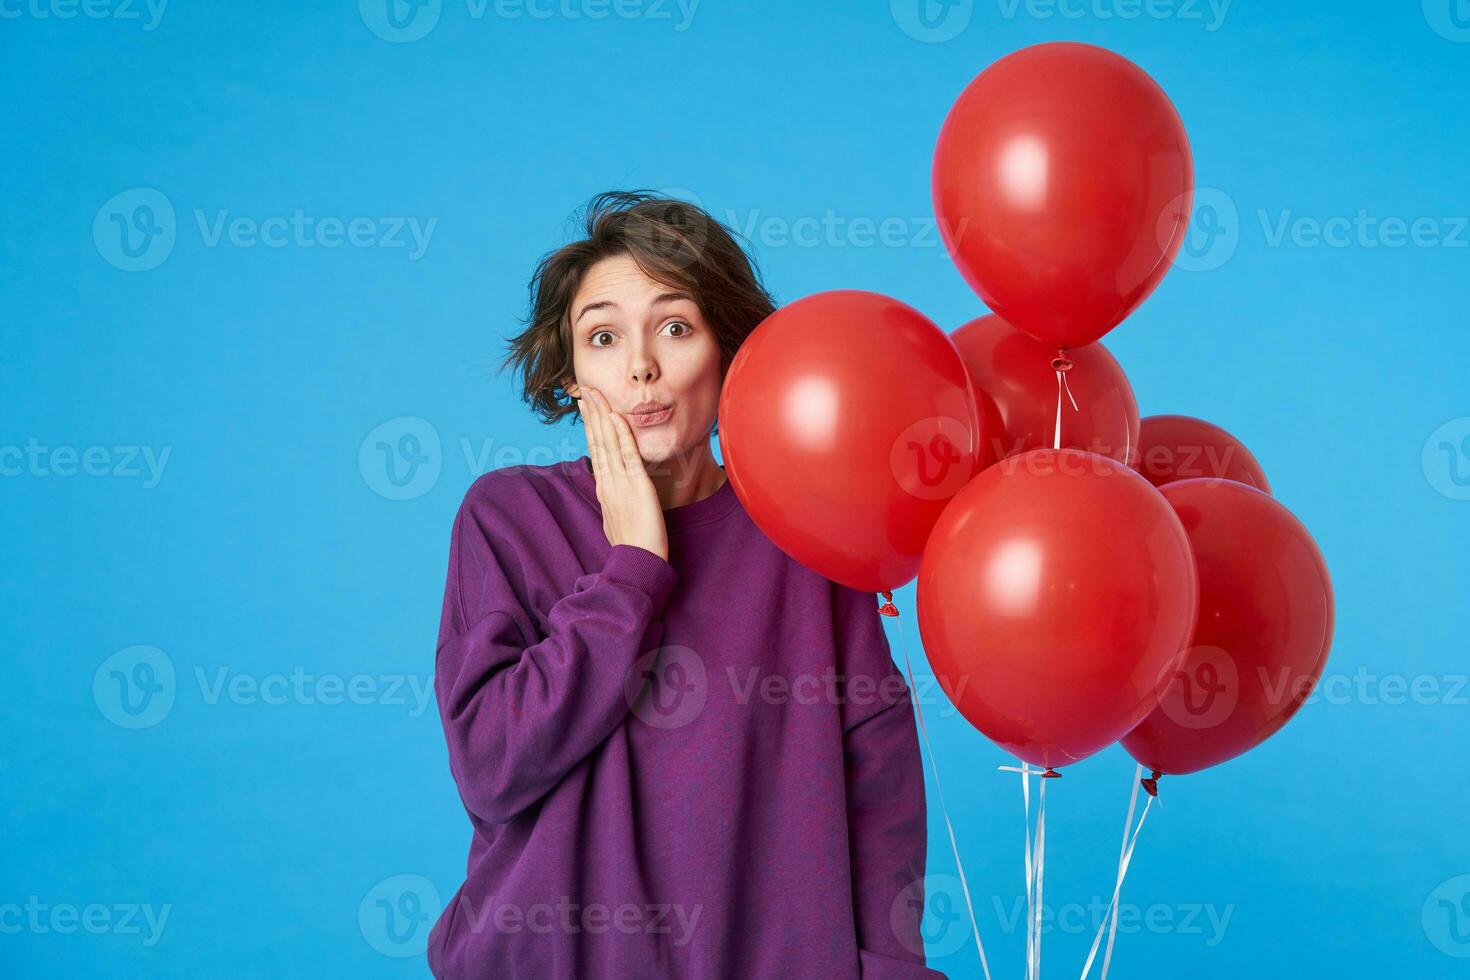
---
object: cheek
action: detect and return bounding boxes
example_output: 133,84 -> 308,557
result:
662,349 -> 722,429
669,340 -> 724,394
571,350 -> 619,390
681,371 -> 724,421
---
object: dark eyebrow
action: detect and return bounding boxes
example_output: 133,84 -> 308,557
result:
574,299 -> 618,326
574,292 -> 696,327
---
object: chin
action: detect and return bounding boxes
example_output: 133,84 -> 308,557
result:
632,431 -> 702,467
629,430 -> 675,459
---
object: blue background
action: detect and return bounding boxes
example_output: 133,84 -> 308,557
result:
3,1 -> 1467,976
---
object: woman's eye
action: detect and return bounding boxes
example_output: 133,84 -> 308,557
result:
590,330 -> 614,348
662,320 -> 691,338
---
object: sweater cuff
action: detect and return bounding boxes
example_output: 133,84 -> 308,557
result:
601,545 -> 679,617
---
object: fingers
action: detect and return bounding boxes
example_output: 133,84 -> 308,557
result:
569,382 -> 608,485
605,405 -> 643,472
587,388 -> 622,477
570,383 -> 626,480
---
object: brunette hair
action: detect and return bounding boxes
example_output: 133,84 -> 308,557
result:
500,190 -> 777,427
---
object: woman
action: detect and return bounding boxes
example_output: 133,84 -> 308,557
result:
428,191 -> 943,979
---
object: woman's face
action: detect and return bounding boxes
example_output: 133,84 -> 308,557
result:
568,253 -> 723,470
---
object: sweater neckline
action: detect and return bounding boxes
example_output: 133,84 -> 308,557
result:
563,455 -> 740,533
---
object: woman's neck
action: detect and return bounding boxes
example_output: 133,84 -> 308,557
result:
646,446 -> 725,511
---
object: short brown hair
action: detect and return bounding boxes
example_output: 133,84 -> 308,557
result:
501,190 -> 778,426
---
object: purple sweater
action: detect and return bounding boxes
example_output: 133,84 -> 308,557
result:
428,455 -> 944,980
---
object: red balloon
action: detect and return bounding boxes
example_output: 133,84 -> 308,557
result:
933,43 -> 1193,349
917,449 -> 1198,770
1122,479 -> 1333,778
953,314 -> 1139,471
1135,415 -> 1270,493
718,290 -> 982,593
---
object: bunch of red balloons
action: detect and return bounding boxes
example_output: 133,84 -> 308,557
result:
719,42 -> 1334,787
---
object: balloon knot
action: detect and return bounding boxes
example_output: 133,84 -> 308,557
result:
1051,350 -> 1073,372
1041,767 -> 1062,779
877,590 -> 899,617
1140,770 -> 1162,797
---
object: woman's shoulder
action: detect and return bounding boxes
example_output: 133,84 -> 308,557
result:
458,455 -> 573,511
454,458 -> 587,532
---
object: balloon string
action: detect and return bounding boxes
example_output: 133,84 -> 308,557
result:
1100,765 -> 1141,979
1079,763 -> 1154,980
1052,356 -> 1078,451
1120,406 -> 1132,468
885,595 -> 993,980
1021,764 -> 1035,978
1102,772 -> 1154,978
999,764 -> 1051,980
1033,775 -> 1048,979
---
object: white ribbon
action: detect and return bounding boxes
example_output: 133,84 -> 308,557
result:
1079,764 -> 1155,980
1052,367 -> 1079,450
998,764 -> 1050,980
892,606 -> 993,980
1033,776 -> 1048,979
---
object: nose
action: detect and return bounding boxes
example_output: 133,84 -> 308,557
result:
628,342 -> 659,386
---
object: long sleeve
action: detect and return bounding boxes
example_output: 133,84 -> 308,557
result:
836,587 -> 947,980
433,489 -> 678,826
